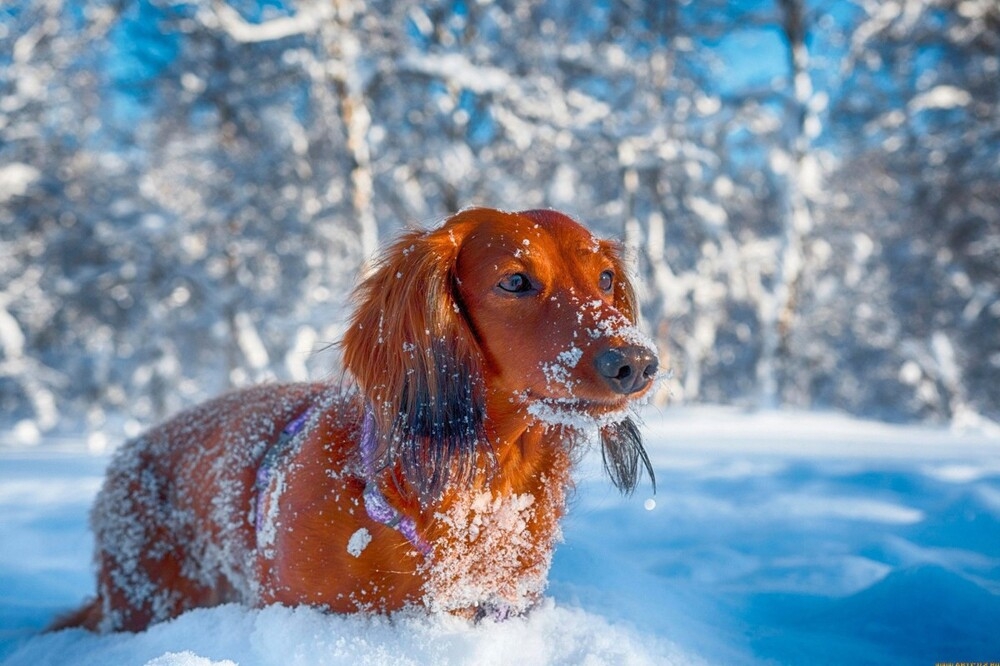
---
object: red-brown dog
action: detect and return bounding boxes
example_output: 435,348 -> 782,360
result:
56,207 -> 657,632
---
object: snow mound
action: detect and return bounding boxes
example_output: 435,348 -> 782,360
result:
4,602 -> 699,666
3,406 -> 1000,665
748,565 -> 1000,664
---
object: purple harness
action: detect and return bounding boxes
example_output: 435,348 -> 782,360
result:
253,404 -> 431,556
359,407 -> 432,555
253,408 -> 313,533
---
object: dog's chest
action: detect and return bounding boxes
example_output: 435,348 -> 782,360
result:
420,480 -> 568,617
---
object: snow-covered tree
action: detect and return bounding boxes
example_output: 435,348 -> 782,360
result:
1,0 -> 997,440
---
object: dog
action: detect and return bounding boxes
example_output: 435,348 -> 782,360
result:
54,207 -> 658,632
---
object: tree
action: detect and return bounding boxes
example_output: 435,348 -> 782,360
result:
2,0 -> 998,439
813,0 -> 1000,423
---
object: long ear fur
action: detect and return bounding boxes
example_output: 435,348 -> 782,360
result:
600,241 -> 654,495
342,225 -> 491,498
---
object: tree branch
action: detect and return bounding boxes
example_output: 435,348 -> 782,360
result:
198,0 -> 333,44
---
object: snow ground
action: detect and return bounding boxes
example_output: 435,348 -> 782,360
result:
2,406 -> 999,665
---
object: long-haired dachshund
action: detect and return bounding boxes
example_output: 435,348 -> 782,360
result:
55,207 -> 658,632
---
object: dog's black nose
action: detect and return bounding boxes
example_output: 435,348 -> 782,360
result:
595,346 -> 658,395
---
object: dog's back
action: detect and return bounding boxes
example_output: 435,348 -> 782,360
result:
61,383 -> 329,632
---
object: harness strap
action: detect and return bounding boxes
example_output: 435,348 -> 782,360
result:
254,407 -> 314,533
360,406 -> 432,556
252,403 -> 431,557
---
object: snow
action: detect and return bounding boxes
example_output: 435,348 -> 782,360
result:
234,312 -> 270,372
2,407 -> 1000,665
200,1 -> 332,44
424,489 -> 553,617
346,528 -> 372,558
909,85 -> 973,112
0,163 -> 41,202
398,53 -> 512,96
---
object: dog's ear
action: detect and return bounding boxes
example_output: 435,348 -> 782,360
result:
342,224 -> 491,498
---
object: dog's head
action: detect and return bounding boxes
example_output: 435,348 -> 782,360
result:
342,207 -> 657,497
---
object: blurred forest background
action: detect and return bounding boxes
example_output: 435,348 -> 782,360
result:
1,0 -> 998,445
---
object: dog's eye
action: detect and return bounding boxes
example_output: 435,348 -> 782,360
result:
498,273 -> 533,294
599,270 -> 614,293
